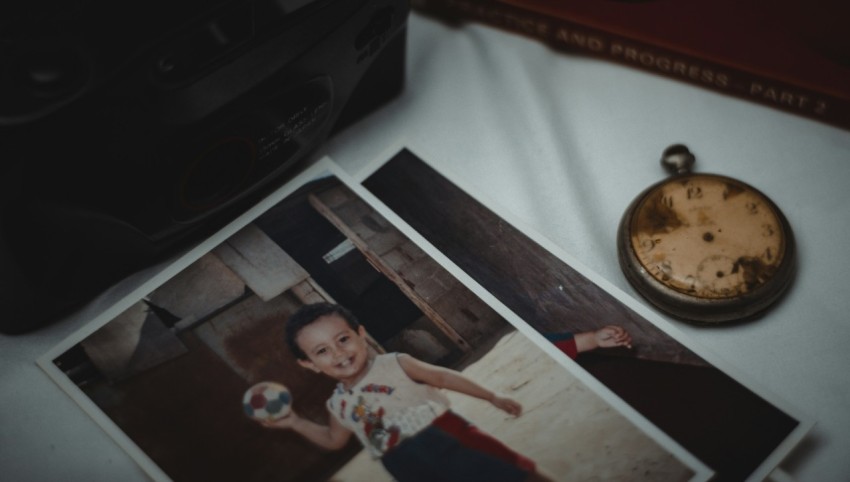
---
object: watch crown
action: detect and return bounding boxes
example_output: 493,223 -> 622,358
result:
661,144 -> 696,174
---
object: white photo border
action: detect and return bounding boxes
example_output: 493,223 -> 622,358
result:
349,140 -> 815,482
35,151 -> 758,481
37,160 -> 338,482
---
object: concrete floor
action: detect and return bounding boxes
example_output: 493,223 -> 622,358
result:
330,330 -> 696,481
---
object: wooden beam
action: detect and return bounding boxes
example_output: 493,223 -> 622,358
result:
308,193 -> 471,352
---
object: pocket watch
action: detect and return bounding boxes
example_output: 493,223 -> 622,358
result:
617,144 -> 796,324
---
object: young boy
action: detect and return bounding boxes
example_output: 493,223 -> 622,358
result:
259,302 -> 556,482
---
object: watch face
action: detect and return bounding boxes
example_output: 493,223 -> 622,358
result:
628,173 -> 787,300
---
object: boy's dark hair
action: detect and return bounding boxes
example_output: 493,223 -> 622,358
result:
285,302 -> 361,360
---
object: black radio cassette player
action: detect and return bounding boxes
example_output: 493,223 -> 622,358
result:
0,0 -> 410,333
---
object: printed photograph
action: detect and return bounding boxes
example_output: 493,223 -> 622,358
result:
40,164 -> 708,482
360,147 -> 810,482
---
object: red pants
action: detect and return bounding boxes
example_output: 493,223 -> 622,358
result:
431,410 -> 537,472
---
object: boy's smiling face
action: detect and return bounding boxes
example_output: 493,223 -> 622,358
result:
295,313 -> 371,388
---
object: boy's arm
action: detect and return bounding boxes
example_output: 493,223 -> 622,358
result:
396,353 -> 522,416
261,409 -> 352,450
574,325 -> 633,353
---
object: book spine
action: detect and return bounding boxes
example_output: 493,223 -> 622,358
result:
411,0 -> 850,131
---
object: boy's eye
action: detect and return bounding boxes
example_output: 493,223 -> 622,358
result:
339,335 -> 350,343
316,347 -> 327,355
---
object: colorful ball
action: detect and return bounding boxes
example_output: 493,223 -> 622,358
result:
242,381 -> 292,421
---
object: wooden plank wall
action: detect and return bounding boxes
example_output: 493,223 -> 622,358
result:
308,184 -> 509,357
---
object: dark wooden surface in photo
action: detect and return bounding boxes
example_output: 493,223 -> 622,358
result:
363,148 -> 800,482
364,149 -> 703,366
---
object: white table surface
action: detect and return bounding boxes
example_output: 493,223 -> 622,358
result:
2,11 -> 849,481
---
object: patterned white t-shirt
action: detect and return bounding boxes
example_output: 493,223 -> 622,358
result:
326,353 -> 450,458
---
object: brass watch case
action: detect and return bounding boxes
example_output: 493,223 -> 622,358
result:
617,149 -> 797,324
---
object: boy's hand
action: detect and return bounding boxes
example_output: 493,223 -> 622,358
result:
594,325 -> 632,349
258,412 -> 298,430
490,395 -> 523,417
